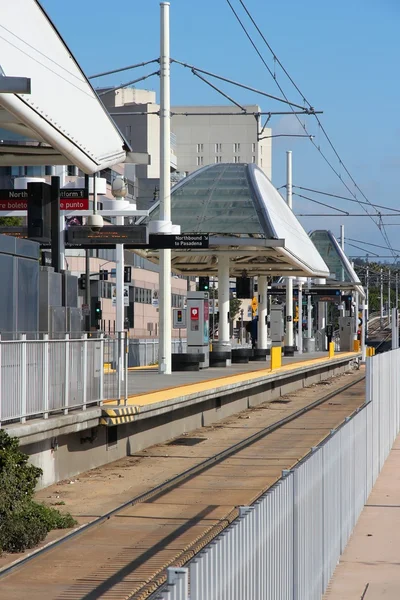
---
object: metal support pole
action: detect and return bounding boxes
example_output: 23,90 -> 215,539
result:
216,254 -> 231,355
392,308 -> 398,350
388,269 -> 391,325
380,268 -> 384,329
50,176 -> 60,273
84,174 -> 91,333
396,272 -> 399,309
307,295 -> 312,339
258,276 -> 268,350
361,303 -> 366,361
158,1 -> 172,374
85,251 -> 91,332
366,265 -> 369,325
340,224 -> 345,250
298,283 -> 303,354
284,151 -> 294,353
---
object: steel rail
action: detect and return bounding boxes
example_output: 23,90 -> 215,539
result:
0,373 -> 365,581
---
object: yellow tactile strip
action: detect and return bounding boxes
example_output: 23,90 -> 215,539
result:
102,353 -> 359,424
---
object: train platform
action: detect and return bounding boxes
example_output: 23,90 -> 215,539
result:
102,351 -> 360,425
325,434 -> 400,599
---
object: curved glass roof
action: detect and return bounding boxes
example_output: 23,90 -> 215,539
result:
309,230 -> 361,284
143,163 -> 329,276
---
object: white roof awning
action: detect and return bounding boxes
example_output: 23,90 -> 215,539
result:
0,0 -> 149,173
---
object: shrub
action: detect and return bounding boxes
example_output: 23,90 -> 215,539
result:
0,430 -> 77,553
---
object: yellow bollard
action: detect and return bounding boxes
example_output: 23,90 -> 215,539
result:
353,340 -> 361,352
328,341 -> 335,358
270,346 -> 282,370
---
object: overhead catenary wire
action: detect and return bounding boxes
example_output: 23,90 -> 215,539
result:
293,186 -> 400,215
97,71 -> 160,96
225,0 -> 396,257
172,58 -> 314,111
89,59 -> 159,80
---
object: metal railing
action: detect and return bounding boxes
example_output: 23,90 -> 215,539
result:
152,349 -> 400,600
0,334 -> 103,426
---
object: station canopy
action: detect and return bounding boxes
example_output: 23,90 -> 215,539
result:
0,0 -> 147,173
140,163 -> 330,278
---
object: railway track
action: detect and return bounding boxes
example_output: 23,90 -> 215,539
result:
0,371 -> 365,600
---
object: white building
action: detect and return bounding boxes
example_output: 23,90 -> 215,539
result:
171,105 -> 272,180
102,89 -> 273,207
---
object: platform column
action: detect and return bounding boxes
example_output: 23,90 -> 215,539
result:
214,254 -> 231,357
258,276 -> 268,350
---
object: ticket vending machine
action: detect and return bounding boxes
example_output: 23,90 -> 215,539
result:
339,316 -> 355,351
187,291 -> 210,368
270,305 -> 284,347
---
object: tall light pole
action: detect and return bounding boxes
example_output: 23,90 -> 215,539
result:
284,150 -> 294,355
158,1 -> 172,374
380,268 -> 384,329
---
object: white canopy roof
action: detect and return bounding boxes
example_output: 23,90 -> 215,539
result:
140,163 -> 330,278
0,0 -> 146,173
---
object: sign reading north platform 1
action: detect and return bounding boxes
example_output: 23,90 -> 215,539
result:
0,188 -> 89,211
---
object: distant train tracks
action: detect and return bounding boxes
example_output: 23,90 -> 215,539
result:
0,372 -> 365,600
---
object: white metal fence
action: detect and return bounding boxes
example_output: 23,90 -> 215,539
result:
153,349 -> 400,600
0,334 -> 103,426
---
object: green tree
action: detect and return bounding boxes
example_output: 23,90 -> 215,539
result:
0,217 -> 23,226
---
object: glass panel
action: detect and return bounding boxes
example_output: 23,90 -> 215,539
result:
309,231 -> 355,282
143,164 -> 266,236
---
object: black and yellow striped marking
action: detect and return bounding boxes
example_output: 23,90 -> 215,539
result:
100,405 -> 138,426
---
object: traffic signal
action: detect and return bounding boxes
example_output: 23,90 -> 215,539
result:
124,266 -> 132,283
79,274 -> 86,290
236,277 -> 252,299
199,276 -> 209,291
177,309 -> 183,323
100,269 -> 109,281
94,300 -> 102,321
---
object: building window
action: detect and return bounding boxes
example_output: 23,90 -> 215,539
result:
215,156 -> 222,163
67,165 -> 78,176
252,143 -> 256,153
215,143 -> 222,153
196,143 -> 204,153
234,143 -> 241,153
261,158 -> 263,167
234,156 -> 240,163
197,156 -> 204,166
45,166 -> 53,176
260,146 -> 263,155
252,156 -> 256,163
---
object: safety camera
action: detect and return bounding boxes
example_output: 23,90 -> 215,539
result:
111,176 -> 128,198
87,214 -> 104,232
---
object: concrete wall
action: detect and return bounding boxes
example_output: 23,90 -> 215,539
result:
19,359 -> 356,489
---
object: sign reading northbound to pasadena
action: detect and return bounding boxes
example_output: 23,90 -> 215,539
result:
0,188 -> 89,211
147,234 -> 209,249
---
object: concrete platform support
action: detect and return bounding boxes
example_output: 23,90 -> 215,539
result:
214,254 -> 231,356
258,275 -> 268,350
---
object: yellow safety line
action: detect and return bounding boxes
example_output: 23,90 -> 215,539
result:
103,352 -> 359,409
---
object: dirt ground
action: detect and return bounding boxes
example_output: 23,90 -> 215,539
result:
0,367 -> 362,571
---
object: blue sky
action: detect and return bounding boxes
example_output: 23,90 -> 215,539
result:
41,0 -> 400,259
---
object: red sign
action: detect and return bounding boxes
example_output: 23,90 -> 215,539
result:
0,199 -> 89,211
0,188 -> 88,211
190,307 -> 199,321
